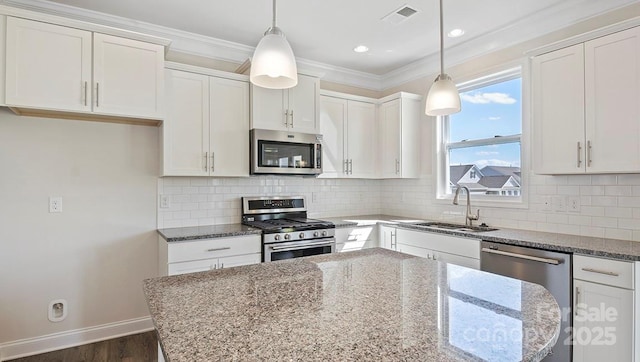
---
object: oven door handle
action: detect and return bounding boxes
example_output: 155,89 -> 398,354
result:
270,240 -> 334,251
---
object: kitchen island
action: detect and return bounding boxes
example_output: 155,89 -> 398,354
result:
144,248 -> 561,361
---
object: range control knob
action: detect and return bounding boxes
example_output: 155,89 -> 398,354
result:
322,231 -> 328,237
274,234 -> 280,241
284,234 -> 291,240
313,231 -> 319,237
299,232 -> 305,239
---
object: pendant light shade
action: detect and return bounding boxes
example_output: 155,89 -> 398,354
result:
250,0 -> 298,89
425,0 -> 460,116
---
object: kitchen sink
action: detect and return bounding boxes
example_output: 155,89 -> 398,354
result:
411,222 -> 498,233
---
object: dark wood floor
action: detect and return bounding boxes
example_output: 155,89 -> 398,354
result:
8,331 -> 157,362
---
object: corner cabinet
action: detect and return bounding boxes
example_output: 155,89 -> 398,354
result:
162,65 -> 250,177
378,93 -> 422,178
250,74 -> 319,133
5,16 -> 165,123
572,255 -> 635,362
532,26 -> 640,174
318,95 -> 377,178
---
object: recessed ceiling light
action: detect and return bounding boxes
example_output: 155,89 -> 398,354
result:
447,28 -> 465,38
353,45 -> 369,53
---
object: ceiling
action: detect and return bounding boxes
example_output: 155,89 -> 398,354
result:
5,0 -> 638,80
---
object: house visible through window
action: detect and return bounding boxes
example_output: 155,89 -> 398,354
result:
441,68 -> 522,199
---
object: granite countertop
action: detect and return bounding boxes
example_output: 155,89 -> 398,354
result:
144,248 -> 560,362
157,223 -> 261,242
325,214 -> 640,261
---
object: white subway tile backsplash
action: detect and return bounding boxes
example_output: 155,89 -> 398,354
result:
591,216 -> 617,228
591,196 -> 617,207
604,185 -> 632,196
591,175 -> 617,185
605,228 -> 632,240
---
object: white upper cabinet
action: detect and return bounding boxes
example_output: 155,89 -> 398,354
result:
346,100 -> 377,178
584,27 -> 640,173
319,95 -> 376,178
92,33 -> 164,119
209,76 -> 250,177
5,16 -> 165,123
162,67 -> 249,177
378,94 -> 421,179
533,26 -> 640,174
250,74 -> 319,133
162,69 -> 210,176
5,17 -> 92,113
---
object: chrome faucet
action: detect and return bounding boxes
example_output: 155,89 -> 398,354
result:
453,185 -> 480,226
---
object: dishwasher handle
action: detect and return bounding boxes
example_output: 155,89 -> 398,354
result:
481,247 -> 562,265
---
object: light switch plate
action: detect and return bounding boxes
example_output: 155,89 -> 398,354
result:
49,197 -> 62,213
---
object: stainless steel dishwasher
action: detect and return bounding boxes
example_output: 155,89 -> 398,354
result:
480,241 -> 571,362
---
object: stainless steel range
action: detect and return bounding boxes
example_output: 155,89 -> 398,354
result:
241,196 -> 335,262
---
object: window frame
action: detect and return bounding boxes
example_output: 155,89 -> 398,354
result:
434,65 -> 529,209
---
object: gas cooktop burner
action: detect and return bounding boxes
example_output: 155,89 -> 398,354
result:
246,217 -> 334,233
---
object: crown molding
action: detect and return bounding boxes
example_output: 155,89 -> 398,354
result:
2,0 -> 637,92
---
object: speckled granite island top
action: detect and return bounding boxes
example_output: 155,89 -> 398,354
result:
144,248 -> 560,362
157,223 -> 261,242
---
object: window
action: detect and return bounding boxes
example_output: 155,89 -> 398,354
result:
438,68 -> 522,201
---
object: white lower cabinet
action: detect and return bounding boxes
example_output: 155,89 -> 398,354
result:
395,228 -> 480,269
572,255 -> 635,362
378,224 -> 397,250
335,226 -> 377,252
158,234 -> 261,276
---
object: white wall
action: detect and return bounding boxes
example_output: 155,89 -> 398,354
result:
0,109 -> 159,347
158,176 -> 381,228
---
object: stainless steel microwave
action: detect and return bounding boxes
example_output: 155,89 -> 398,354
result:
250,129 -> 323,176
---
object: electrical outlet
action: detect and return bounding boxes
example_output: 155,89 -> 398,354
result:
567,196 -> 580,212
159,195 -> 170,208
48,299 -> 67,322
49,197 -> 62,213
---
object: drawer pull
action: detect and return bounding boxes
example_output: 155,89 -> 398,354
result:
581,267 -> 619,277
206,247 -> 231,252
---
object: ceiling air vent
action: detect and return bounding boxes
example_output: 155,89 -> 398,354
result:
382,4 -> 419,25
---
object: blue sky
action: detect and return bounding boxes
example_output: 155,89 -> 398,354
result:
449,78 -> 522,168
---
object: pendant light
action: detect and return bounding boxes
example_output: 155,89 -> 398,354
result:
250,0 -> 298,89
425,0 -> 461,116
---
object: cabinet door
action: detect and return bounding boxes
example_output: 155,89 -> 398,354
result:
162,69 -> 209,176
379,225 -> 396,250
93,33 -> 164,119
288,74 -> 319,133
168,258 -> 218,276
319,96 -> 347,178
379,99 -> 401,178
532,44 -> 585,174
397,243 -> 427,258
399,97 -> 421,178
573,280 -> 633,362
5,17 -> 92,112
250,85 -> 286,131
585,27 -> 640,173
209,77 -> 250,177
432,250 -> 479,269
217,253 -> 261,269
346,101 -> 377,178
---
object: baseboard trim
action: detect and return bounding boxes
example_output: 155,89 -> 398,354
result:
0,317 -> 154,361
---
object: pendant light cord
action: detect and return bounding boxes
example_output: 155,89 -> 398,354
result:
439,0 -> 444,77
272,0 -> 277,29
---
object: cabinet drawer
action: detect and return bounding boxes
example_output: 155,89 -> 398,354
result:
573,255 -> 634,289
167,235 -> 261,263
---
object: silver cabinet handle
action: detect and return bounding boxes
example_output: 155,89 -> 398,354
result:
344,159 -> 348,174
83,81 -> 87,106
396,159 -> 400,174
575,286 -> 581,316
581,267 -> 619,277
211,152 -> 215,172
284,110 -> 289,127
206,247 -> 230,252
587,140 -> 592,167
577,141 -> 582,168
290,109 -> 294,128
220,262 -> 224,269
96,82 -> 99,107
348,159 -> 353,175
390,231 -> 397,250
204,152 -> 208,171
481,247 -> 561,265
